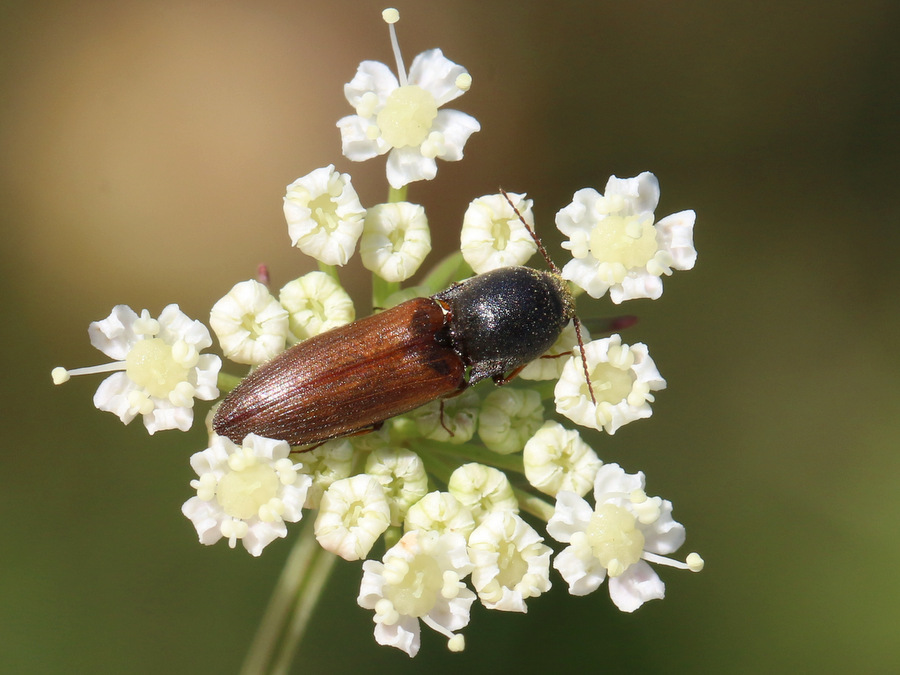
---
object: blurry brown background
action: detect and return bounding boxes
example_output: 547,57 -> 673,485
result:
2,0 -> 898,673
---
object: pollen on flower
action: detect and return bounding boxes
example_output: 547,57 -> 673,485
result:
455,73 -> 472,91
382,7 -> 399,23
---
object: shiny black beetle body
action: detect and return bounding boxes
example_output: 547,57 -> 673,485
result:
212,266 -> 575,447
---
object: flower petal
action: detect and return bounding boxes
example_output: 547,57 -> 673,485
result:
407,48 -> 469,106
656,209 -> 697,271
337,114 -> 388,161
608,560 -> 665,612
430,109 -> 480,161
385,146 -> 437,189
344,60 -> 398,107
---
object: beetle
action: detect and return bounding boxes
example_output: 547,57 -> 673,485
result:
213,194 -> 595,448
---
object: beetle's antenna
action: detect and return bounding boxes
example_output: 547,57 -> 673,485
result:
500,187 -> 596,405
500,188 -> 561,275
572,316 -> 596,405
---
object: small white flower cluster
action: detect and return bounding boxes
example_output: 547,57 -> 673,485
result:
51,7 -> 703,662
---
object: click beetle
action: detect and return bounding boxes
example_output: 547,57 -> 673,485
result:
213,193 -> 594,448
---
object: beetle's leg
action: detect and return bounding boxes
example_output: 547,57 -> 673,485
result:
492,363 -> 527,386
438,400 -> 454,437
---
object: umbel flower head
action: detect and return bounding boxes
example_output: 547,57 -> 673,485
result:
51,304 -> 220,434
337,8 -> 480,189
51,6 -> 705,664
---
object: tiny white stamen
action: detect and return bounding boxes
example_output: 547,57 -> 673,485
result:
52,361 -> 126,384
384,8 -> 407,85
455,73 -> 472,91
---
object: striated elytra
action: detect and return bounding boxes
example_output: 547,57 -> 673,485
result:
212,266 -> 575,447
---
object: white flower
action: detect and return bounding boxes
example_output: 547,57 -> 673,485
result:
447,463 -> 518,524
365,448 -> 430,527
555,334 -> 666,434
337,46 -> 480,189
477,388 -> 543,455
556,172 -> 696,303
409,388 -> 479,444
468,511 -> 552,612
279,271 -> 355,344
404,491 -> 476,539
523,421 -> 602,497
358,529 -> 475,656
547,463 -> 702,612
460,192 -> 537,273
315,474 -> 391,561
51,304 -> 220,434
519,320 -> 590,381
284,165 -> 366,266
360,202 -> 432,282
209,279 -> 289,366
181,434 -> 310,556
294,439 -> 355,509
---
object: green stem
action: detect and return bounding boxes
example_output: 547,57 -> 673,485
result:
269,543 -> 338,675
419,439 -> 526,475
238,516 -> 327,675
513,486 -> 555,522
317,261 -> 340,284
388,185 -> 408,203
372,274 -> 399,309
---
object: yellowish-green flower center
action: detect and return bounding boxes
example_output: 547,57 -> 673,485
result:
388,226 -> 408,252
125,338 -> 190,398
308,193 -> 341,233
494,541 -> 528,588
216,461 -> 280,520
586,503 -> 645,576
490,217 -> 512,251
588,362 -> 636,405
589,214 -> 659,270
376,85 -> 438,148
386,554 -> 442,617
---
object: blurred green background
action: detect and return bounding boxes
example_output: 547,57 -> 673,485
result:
2,0 -> 898,672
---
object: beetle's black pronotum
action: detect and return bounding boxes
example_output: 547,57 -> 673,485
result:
213,193 -> 594,448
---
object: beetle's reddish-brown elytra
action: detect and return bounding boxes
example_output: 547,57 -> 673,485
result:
212,266 -> 576,447
213,190 -> 599,449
